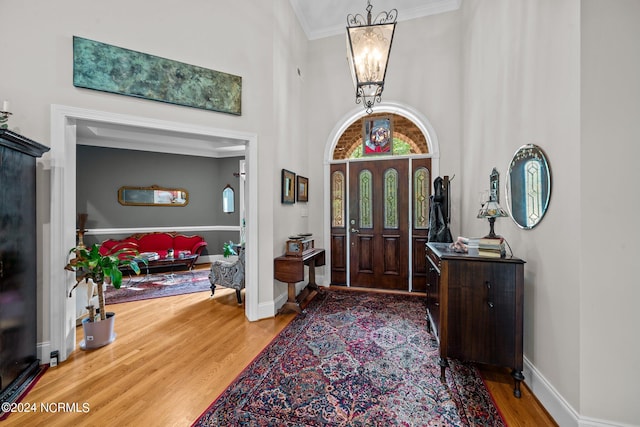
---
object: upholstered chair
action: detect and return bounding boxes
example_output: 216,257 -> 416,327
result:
208,246 -> 245,304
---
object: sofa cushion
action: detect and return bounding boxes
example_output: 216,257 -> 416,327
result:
137,233 -> 175,255
174,234 -> 206,254
99,239 -> 138,257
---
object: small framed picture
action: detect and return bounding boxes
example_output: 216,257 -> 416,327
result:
281,169 -> 295,204
297,175 -> 309,202
362,116 -> 393,155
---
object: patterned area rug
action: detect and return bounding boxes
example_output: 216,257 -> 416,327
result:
105,269 -> 211,304
193,289 -> 505,426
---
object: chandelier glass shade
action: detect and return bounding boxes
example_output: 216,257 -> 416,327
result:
346,1 -> 397,114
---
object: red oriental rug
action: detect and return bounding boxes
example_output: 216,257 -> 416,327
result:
192,289 -> 506,426
105,269 -> 211,305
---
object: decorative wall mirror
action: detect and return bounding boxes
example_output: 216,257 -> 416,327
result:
505,144 -> 551,229
222,184 -> 235,213
118,185 -> 189,206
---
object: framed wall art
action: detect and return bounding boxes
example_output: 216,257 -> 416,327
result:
281,169 -> 296,204
362,116 -> 393,155
73,36 -> 242,115
297,175 -> 308,202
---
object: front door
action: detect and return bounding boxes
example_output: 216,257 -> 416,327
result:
348,159 -> 409,290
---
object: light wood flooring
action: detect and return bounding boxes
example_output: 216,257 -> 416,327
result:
5,274 -> 556,426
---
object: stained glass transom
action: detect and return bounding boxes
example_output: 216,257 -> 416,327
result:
414,167 -> 430,229
331,171 -> 345,228
525,160 -> 542,228
359,170 -> 373,229
384,168 -> 399,229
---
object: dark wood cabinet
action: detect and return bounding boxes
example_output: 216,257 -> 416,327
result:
426,242 -> 525,397
0,130 -> 49,405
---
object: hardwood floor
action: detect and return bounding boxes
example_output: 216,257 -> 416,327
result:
5,278 -> 556,426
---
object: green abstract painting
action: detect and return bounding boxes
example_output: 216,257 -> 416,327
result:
73,36 -> 241,115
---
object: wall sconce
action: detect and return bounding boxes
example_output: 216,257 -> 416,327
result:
346,1 -> 397,114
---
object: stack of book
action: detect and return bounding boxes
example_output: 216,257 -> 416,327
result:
478,238 -> 506,258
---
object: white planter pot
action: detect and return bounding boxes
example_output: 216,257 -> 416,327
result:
80,311 -> 116,350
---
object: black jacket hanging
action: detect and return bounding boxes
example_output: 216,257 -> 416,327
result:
427,176 -> 453,243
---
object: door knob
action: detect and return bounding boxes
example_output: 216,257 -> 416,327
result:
351,228 -> 359,233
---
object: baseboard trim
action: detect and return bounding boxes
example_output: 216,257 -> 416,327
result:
524,357 -> 632,427
579,417 -> 638,427
37,341 -> 51,364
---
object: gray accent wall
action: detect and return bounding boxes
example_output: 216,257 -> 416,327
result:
77,145 -> 243,255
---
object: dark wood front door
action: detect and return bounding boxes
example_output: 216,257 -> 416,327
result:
348,159 -> 409,290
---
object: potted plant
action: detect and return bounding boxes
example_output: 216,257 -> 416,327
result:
64,243 -> 146,349
222,241 -> 237,258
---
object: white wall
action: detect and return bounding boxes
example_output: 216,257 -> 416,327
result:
462,0 -> 583,421
581,0 -> 640,424
463,0 -> 640,425
271,0 -> 309,299
0,0 -> 306,347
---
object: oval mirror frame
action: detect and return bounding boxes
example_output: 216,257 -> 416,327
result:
505,144 -> 552,229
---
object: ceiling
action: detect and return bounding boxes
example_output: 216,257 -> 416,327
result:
76,1 -> 462,154
289,0 -> 461,40
76,119 -> 246,158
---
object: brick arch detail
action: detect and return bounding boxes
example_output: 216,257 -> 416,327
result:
333,113 -> 428,160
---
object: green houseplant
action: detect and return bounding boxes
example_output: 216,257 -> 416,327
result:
222,241 -> 237,258
64,243 -> 145,349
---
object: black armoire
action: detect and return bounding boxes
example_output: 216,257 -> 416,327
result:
0,130 -> 49,405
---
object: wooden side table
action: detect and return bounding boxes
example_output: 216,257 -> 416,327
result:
274,248 -> 325,314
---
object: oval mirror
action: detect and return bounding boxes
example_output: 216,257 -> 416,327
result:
505,144 -> 551,229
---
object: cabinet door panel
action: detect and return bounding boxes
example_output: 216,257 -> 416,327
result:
447,261 -> 516,365
0,146 -> 38,394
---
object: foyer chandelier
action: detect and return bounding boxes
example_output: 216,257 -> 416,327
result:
346,0 -> 398,114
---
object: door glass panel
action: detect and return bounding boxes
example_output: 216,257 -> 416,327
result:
331,171 -> 345,227
359,169 -> 373,229
384,168 -> 398,229
414,167 -> 430,229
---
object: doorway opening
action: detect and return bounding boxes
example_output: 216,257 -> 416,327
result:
47,105 -> 258,362
323,103 -> 440,291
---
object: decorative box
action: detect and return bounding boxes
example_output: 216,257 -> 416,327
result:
285,238 -> 314,257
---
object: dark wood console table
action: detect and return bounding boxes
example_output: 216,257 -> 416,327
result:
274,248 -> 325,314
426,242 -> 525,397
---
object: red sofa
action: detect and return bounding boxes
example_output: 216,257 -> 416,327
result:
99,232 -> 207,260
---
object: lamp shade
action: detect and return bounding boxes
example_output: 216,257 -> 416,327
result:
347,2 -> 397,113
477,200 -> 509,219
477,200 -> 509,238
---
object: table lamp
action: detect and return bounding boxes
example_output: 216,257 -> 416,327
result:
477,199 -> 509,238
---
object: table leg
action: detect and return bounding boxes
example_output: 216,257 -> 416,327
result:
278,282 -> 302,314
307,259 -> 319,290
